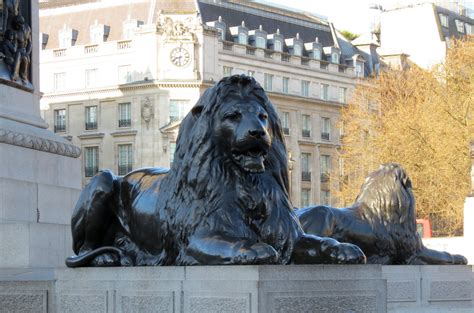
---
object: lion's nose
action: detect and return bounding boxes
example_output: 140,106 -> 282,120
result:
248,128 -> 266,138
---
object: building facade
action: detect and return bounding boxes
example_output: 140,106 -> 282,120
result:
39,0 -> 377,207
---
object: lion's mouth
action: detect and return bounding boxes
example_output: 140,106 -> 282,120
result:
232,147 -> 267,173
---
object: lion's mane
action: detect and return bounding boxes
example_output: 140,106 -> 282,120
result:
156,75 -> 297,264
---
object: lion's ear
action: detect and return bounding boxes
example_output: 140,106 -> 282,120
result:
191,105 -> 203,117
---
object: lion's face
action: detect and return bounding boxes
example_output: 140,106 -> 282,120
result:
213,95 -> 271,173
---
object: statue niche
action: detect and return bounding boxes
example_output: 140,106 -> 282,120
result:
0,0 -> 32,89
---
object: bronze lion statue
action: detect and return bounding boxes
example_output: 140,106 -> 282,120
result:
297,163 -> 467,265
66,75 -> 365,267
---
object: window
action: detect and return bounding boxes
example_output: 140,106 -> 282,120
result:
301,80 -> 310,97
54,109 -> 66,132
314,49 -> 321,60
281,111 -> 290,135
455,20 -> 465,33
118,144 -> 133,175
320,154 -> 331,182
169,142 -> 176,167
118,102 -> 131,127
85,106 -> 98,130
58,29 -> 73,48
440,14 -> 449,28
118,65 -> 132,84
355,63 -> 363,78
282,77 -> 289,94
223,66 -> 233,76
274,40 -> 282,52
238,32 -> 247,45
256,36 -> 266,48
85,68 -> 98,88
264,73 -> 273,91
293,44 -> 302,56
467,24 -> 473,35
339,87 -> 347,104
123,21 -> 137,39
301,153 -> 311,181
217,27 -> 226,40
169,100 -> 191,123
248,70 -> 255,77
320,190 -> 330,206
301,188 -> 311,207
90,26 -> 104,44
320,84 -> 329,101
84,146 -> 99,177
54,72 -> 66,91
331,52 -> 339,64
302,114 -> 311,138
321,117 -> 331,141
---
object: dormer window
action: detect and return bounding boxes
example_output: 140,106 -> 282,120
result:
455,20 -> 465,33
274,40 -> 282,52
467,24 -> 473,35
286,33 -> 304,56
238,32 -> 247,44
249,25 -> 267,49
305,38 -> 322,60
206,16 -> 227,41
294,44 -> 302,56
123,18 -> 142,40
439,14 -> 449,28
267,29 -> 284,52
90,21 -> 109,44
230,21 -> 249,45
58,25 -> 77,48
331,52 -> 339,64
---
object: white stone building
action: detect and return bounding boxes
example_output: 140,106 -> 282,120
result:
39,0 -> 378,207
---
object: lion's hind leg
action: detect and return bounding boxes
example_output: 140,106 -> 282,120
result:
68,170 -> 123,267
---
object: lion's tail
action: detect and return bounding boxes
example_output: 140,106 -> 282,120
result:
65,246 -> 122,268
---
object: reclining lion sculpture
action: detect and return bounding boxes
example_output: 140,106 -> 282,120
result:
66,75 -> 366,267
297,163 -> 467,265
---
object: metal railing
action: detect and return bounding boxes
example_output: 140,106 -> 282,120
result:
54,124 -> 66,132
302,129 -> 311,138
85,122 -> 97,130
118,164 -> 132,176
85,166 -> 99,177
320,172 -> 330,182
321,132 -> 330,141
118,119 -> 131,128
283,127 -> 290,135
301,171 -> 311,182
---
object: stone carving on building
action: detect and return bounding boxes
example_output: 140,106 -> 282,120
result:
141,96 -> 154,129
0,0 -> 33,90
0,127 -> 81,158
157,12 -> 198,41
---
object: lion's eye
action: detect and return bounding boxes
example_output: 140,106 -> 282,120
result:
224,112 -> 241,121
259,113 -> 268,121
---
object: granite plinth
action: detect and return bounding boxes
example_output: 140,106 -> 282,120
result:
1,265 -> 473,313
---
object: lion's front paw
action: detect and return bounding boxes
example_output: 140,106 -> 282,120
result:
234,242 -> 279,265
452,254 -> 468,265
321,239 -> 366,264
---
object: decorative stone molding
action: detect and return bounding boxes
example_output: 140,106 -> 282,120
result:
0,128 -> 81,158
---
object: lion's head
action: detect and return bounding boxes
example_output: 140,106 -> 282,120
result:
355,163 -> 416,231
160,75 -> 290,201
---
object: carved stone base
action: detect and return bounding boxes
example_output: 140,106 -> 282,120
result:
1,265 -> 473,313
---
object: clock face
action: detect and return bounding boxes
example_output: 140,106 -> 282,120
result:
170,47 -> 190,67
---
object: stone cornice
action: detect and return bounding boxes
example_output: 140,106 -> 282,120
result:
42,80 -> 203,100
0,128 -> 81,158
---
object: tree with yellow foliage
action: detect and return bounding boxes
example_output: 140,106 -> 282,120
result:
338,37 -> 473,236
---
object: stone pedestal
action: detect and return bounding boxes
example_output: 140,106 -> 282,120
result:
0,0 -> 82,268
